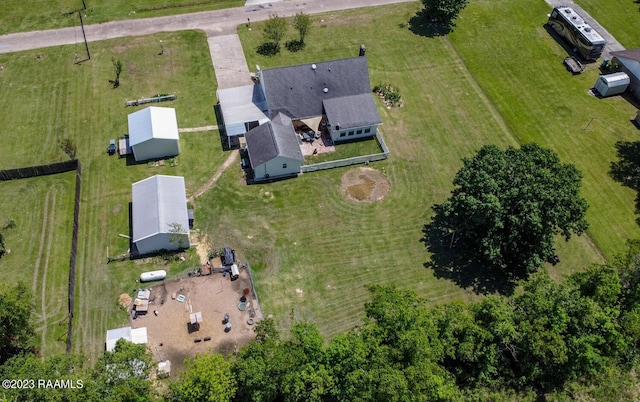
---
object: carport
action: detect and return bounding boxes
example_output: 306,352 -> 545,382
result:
217,84 -> 270,148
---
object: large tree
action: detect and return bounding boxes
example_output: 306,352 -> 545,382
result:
263,14 -> 287,50
437,143 -> 588,275
0,282 -> 35,363
292,12 -> 312,44
169,353 -> 236,402
421,0 -> 469,25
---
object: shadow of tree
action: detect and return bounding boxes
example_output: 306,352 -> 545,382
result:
285,40 -> 305,52
407,9 -> 454,38
257,42 -> 279,56
610,141 -> 640,224
421,205 -> 520,296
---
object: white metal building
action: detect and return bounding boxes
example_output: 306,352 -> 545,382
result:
132,175 -> 190,255
128,107 -> 180,162
217,84 -> 269,146
594,72 -> 630,97
105,326 -> 148,352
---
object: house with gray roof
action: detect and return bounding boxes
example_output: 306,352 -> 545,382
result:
132,175 -> 190,255
245,116 -> 303,181
257,56 -> 382,142
610,49 -> 640,101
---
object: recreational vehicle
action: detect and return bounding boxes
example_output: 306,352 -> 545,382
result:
548,6 -> 606,61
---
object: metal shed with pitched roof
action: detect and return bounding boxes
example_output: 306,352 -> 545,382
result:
132,175 -> 190,255
128,106 -> 180,162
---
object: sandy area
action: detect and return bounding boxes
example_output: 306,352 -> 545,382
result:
341,167 -> 390,202
130,268 -> 260,375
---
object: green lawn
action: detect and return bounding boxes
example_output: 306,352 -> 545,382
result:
1,0 -> 243,35
1,0 -> 637,360
211,2 -> 603,338
0,173 -> 75,357
450,0 -> 640,259
0,30 -> 223,360
575,0 -> 640,49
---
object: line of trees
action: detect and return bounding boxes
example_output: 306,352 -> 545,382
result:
260,12 -> 312,55
2,240 -> 640,400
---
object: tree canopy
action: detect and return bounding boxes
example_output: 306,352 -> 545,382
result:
421,0 -> 469,25
169,353 -> 236,402
292,12 -> 311,43
262,14 -> 287,50
436,143 -> 588,276
0,282 -> 35,363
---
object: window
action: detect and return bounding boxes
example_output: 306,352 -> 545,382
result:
340,132 -> 346,137
348,130 -> 355,136
356,129 -> 363,135
282,163 -> 287,169
364,128 -> 371,133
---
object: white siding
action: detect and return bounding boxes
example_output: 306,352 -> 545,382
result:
330,124 -> 378,143
253,156 -> 302,181
132,138 -> 180,162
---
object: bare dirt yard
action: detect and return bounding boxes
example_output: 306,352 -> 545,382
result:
130,268 -> 260,374
341,167 -> 390,203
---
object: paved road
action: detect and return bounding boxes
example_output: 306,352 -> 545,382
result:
0,0 -> 415,54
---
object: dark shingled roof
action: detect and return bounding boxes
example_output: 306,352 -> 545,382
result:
323,94 -> 382,130
611,48 -> 640,62
261,57 -> 373,119
245,119 -> 303,168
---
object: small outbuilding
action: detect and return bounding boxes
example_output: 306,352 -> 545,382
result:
610,49 -> 640,101
245,117 -> 303,181
128,106 -> 180,162
105,326 -> 148,352
594,72 -> 630,97
132,175 -> 190,255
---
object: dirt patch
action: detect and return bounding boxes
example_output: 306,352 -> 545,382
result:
119,294 -> 132,309
341,167 -> 390,203
130,269 -> 261,375
192,231 -> 210,265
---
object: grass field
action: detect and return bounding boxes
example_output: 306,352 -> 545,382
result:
1,0 -> 638,360
0,173 -> 75,357
0,30 -> 224,360
214,1 -> 606,337
450,0 -> 640,259
1,0 -> 243,35
575,0 -> 640,49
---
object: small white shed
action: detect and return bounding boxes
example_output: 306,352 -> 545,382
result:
594,72 -> 630,97
128,106 -> 180,161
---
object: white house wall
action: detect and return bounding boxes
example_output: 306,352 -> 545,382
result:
330,124 -> 378,143
132,138 -> 180,162
135,232 -> 190,255
253,156 -> 302,181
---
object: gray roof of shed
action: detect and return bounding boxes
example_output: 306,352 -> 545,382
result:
323,94 -> 382,129
132,175 -> 189,243
245,120 -> 303,168
261,57 -> 373,119
611,48 -> 640,62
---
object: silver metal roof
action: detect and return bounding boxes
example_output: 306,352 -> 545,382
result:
132,175 -> 189,244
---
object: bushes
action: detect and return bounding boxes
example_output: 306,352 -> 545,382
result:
373,83 -> 403,107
